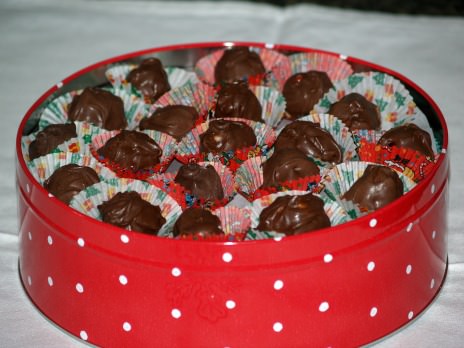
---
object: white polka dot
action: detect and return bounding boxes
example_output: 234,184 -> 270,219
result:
274,280 -> 284,290
340,54 -> 348,60
323,254 -> 333,263
171,267 -> 182,277
27,276 -> 32,286
76,283 -> 84,293
226,300 -> 236,309
77,238 -> 85,247
319,301 -> 330,312
369,218 -> 377,228
26,184 -> 30,193
273,236 -> 283,242
80,330 -> 88,341
123,322 -> 132,332
431,184 -> 436,194
406,222 -> 413,232
273,322 -> 283,332
120,234 -> 130,244
408,311 -> 414,320
48,193 -> 53,198
367,261 -> 376,272
28,232 -> 32,240
47,235 -> 53,245
119,275 -> 128,285
222,252 -> 233,263
48,276 -> 53,287
171,308 -> 181,319
442,148 -> 447,154
370,307 -> 378,317
265,43 -> 275,49
432,230 -> 437,239
406,264 -> 412,275
430,278 -> 435,289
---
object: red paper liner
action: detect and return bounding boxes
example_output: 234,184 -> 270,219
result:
251,175 -> 321,201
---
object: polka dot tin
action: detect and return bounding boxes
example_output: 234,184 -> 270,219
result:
15,42 -> 449,347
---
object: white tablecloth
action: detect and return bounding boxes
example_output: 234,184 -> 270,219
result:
1,0 -> 463,346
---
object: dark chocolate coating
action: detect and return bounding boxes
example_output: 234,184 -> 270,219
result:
378,123 -> 434,158
127,58 -> 170,101
98,191 -> 166,235
68,87 -> 127,130
274,121 -> 343,164
44,163 -> 100,204
213,82 -> 263,122
262,149 -> 320,188
29,123 -> 77,160
342,165 -> 404,211
173,207 -> 224,238
174,163 -> 224,201
283,71 -> 333,119
214,47 -> 266,84
139,105 -> 199,141
328,93 -> 381,130
199,119 -> 257,153
97,130 -> 162,171
257,193 -> 330,235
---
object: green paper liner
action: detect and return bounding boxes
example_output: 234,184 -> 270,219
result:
246,190 -> 348,240
69,178 -> 182,237
313,71 -> 419,130
317,161 -> 416,218
90,129 -> 176,179
175,117 -> 276,172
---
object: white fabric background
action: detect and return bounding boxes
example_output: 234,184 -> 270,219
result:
1,0 -> 463,346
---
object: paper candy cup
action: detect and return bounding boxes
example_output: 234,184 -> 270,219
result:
91,129 -> 176,179
69,178 -> 183,237
175,117 -> 276,172
313,71 -> 419,130
246,190 -> 348,240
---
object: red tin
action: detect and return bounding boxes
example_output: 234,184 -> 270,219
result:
15,42 -> 449,347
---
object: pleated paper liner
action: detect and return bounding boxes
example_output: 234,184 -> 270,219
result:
245,190 -> 349,241
21,121 -> 107,164
69,178 -> 183,237
38,86 -> 148,130
357,140 -> 436,182
175,117 -> 276,172
90,129 -> 176,179
194,46 -> 291,88
313,71 -> 421,131
234,155 -> 321,201
146,161 -> 236,210
317,161 -> 417,219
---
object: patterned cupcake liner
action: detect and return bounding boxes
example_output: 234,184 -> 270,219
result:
313,71 -> 419,130
146,161 -> 236,209
235,155 -> 321,201
38,86 -> 148,131
21,121 -> 106,164
26,152 -> 115,187
90,129 -> 176,179
175,117 -> 276,172
69,178 -> 183,237
317,161 -> 416,218
246,190 -> 349,240
194,46 -> 291,88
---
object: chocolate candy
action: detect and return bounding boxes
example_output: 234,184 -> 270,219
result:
139,105 -> 199,141
97,130 -> 162,171
127,58 -> 171,101
378,123 -> 434,158
173,207 -> 224,238
68,87 -> 127,130
214,46 -> 266,84
174,163 -> 224,202
274,121 -> 343,164
199,119 -> 257,153
98,191 -> 166,235
29,123 -> 77,160
342,164 -> 404,211
213,82 -> 263,122
283,71 -> 333,119
328,93 -> 381,130
262,149 -> 320,188
257,193 -> 330,235
44,164 -> 100,204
